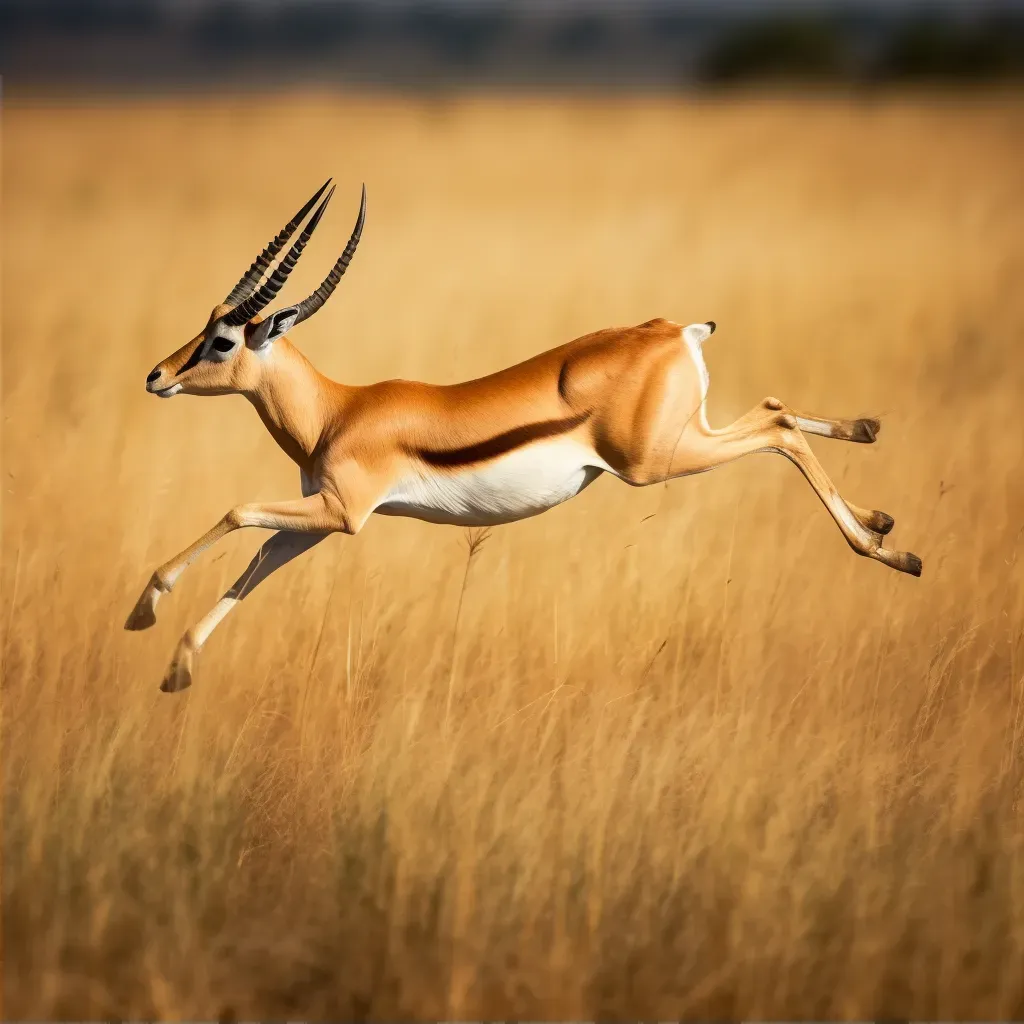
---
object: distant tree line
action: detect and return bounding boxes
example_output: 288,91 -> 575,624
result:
703,11 -> 1024,81
2,1 -> 1023,86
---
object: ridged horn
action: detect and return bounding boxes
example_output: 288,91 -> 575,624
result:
222,186 -> 336,327
292,183 -> 366,327
222,179 -> 331,308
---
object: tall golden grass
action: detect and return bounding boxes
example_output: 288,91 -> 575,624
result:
3,92 -> 1023,1018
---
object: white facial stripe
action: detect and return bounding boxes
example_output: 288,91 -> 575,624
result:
204,322 -> 245,362
206,340 -> 236,362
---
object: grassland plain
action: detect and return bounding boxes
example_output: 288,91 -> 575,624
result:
2,92 -> 1023,1018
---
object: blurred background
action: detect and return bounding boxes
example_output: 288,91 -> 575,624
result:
3,0 -> 1024,91
4,0 -> 1024,1019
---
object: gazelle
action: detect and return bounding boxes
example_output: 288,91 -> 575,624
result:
127,180 -> 922,692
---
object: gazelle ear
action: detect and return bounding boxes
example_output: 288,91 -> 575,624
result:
683,321 -> 716,347
247,306 -> 300,351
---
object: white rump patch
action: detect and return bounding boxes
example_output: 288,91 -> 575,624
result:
683,322 -> 715,347
681,322 -> 712,416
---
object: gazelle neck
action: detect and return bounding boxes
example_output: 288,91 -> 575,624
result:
244,338 -> 348,470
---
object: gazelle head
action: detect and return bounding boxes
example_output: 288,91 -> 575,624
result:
145,179 -> 365,398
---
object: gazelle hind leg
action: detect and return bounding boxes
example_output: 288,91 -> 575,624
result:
772,418 -> 919,574
796,413 -> 880,444
766,418 -> 919,575
762,397 -> 881,444
666,399 -> 921,577
761,398 -> 894,536
162,530 -> 328,692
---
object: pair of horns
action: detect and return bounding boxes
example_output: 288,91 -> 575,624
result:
221,179 -> 366,328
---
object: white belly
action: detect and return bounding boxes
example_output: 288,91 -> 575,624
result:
375,439 -> 606,526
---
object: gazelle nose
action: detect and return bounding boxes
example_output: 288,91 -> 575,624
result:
147,369 -> 162,385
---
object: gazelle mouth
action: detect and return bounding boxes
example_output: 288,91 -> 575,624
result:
151,382 -> 183,398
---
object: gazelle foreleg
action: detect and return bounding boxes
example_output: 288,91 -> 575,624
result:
125,493 -> 346,632
670,398 -> 921,576
161,529 -> 329,692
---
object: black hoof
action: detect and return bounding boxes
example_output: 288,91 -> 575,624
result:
124,605 -> 156,631
852,418 -> 881,443
876,547 -> 923,576
870,510 -> 895,536
889,550 -> 923,576
160,656 -> 193,693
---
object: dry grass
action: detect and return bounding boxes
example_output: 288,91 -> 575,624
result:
3,92 -> 1024,1018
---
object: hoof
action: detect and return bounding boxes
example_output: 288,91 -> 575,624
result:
124,602 -> 156,631
902,551 -> 923,577
161,644 -> 194,693
849,503 -> 895,540
876,548 -> 923,577
865,510 -> 895,536
851,418 -> 881,443
125,576 -> 165,631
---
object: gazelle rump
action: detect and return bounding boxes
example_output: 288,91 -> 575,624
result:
127,180 -> 922,693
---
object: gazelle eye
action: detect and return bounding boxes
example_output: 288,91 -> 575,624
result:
212,336 -> 235,353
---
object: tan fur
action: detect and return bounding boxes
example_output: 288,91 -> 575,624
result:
130,308 -> 920,692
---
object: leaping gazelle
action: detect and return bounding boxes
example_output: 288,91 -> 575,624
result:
127,180 -> 922,692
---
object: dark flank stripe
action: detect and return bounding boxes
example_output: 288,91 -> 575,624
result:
418,410 -> 591,469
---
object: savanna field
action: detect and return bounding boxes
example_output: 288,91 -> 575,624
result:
2,92 -> 1023,1017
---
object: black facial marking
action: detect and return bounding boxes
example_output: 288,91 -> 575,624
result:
178,341 -> 206,376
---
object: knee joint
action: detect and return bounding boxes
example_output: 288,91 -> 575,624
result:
224,506 -> 248,529
320,492 -> 356,534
